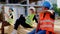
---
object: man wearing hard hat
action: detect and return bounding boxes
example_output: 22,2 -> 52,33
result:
28,1 -> 55,34
36,1 -> 55,34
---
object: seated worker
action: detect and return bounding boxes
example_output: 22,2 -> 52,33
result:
36,10 -> 55,34
28,1 -> 55,34
11,7 -> 38,34
4,8 -> 14,25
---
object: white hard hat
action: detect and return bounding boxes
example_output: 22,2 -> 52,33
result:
28,7 -> 35,12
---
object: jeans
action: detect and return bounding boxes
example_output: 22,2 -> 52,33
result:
28,29 -> 46,34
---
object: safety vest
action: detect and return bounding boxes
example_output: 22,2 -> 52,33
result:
37,11 -> 54,34
7,12 -> 14,25
26,14 -> 35,27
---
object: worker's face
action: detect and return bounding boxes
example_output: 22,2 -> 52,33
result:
29,9 -> 34,14
9,9 -> 12,13
42,7 -> 48,10
42,7 -> 46,10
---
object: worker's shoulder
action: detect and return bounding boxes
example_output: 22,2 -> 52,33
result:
39,11 -> 44,14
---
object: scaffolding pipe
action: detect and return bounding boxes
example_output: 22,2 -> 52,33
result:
0,4 -> 41,6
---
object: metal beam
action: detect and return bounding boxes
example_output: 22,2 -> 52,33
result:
5,4 -> 41,6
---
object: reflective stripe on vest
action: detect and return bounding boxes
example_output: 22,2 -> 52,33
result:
40,20 -> 54,28
40,25 -> 53,28
40,20 -> 54,23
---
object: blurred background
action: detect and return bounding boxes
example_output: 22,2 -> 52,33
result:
0,0 -> 60,34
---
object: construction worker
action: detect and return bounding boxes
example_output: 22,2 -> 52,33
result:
28,1 -> 55,34
4,8 -> 14,25
36,10 -> 55,34
25,7 -> 37,27
36,1 -> 55,34
11,7 -> 37,34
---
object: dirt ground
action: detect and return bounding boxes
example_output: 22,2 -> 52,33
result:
0,19 -> 60,34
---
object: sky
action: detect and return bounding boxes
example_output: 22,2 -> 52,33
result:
57,0 -> 60,8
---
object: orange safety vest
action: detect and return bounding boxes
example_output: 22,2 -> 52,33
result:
36,11 -> 54,34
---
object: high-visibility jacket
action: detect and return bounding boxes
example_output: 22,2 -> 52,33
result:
26,14 -> 35,27
7,12 -> 14,25
36,11 -> 54,34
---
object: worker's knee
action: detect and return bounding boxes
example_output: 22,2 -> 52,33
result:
28,29 -> 36,34
37,30 -> 46,34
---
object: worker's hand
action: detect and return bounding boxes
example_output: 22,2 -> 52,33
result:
44,10 -> 54,15
32,22 -> 37,28
4,13 -> 9,18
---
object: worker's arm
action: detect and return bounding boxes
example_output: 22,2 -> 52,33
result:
35,15 -> 41,33
35,19 -> 40,33
4,13 -> 10,18
35,12 -> 44,33
33,15 -> 38,23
